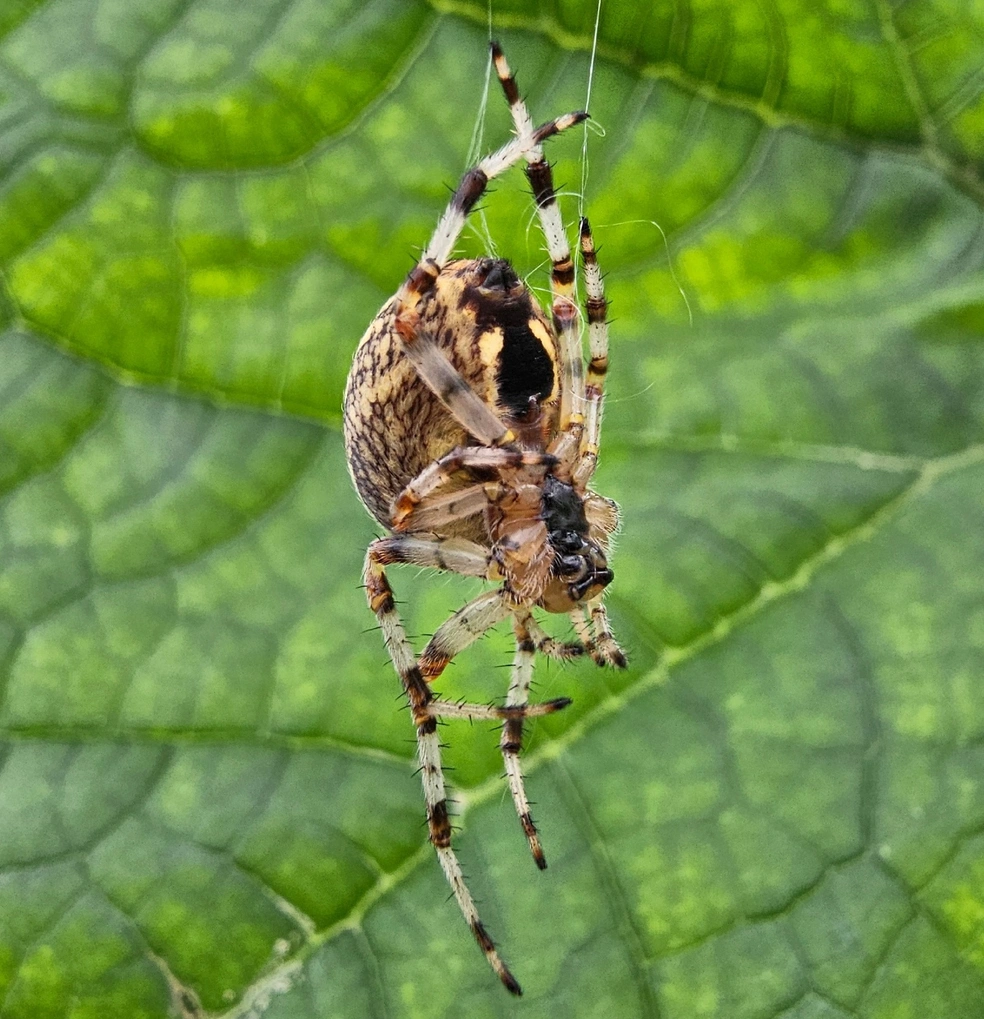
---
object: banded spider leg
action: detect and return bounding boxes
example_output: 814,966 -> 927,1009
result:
492,42 -> 585,432
364,539 -> 571,995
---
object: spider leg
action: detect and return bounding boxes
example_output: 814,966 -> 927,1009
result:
419,110 -> 587,268
420,599 -> 573,868
587,596 -> 627,668
393,107 -> 588,449
396,484 -> 490,535
364,542 -> 522,995
372,539 -> 575,718
525,613 -> 587,662
393,303 -> 512,448
369,534 -> 494,577
570,601 -> 627,669
583,492 -> 620,540
429,697 -> 571,721
492,42 -> 584,432
502,612 -> 548,868
418,590 -> 512,680
570,607 -> 600,665
392,446 -> 556,529
573,217 -> 609,491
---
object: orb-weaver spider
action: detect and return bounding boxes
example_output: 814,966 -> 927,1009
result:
343,43 -> 625,995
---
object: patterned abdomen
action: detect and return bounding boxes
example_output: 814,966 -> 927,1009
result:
343,259 -> 560,530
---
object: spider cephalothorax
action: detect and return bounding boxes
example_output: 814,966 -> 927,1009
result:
343,43 -> 625,996
538,475 -> 614,610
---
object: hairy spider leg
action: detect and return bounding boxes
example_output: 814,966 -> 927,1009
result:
396,484 -> 491,534
570,605 -> 603,666
427,697 -> 571,721
350,44 -> 626,1000
369,534 -> 494,578
574,217 -> 609,491
501,612 -> 547,868
492,42 -> 585,433
417,590 -> 512,680
570,598 -> 627,669
392,446 -> 558,530
583,492 -> 620,539
587,596 -> 627,668
364,546 -> 522,995
369,537 -> 579,719
525,613 -> 588,662
393,110 -> 588,450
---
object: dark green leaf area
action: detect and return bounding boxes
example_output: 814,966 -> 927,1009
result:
0,741 -> 422,1013
448,0 -> 984,168
134,0 -> 429,168
605,447 -> 916,646
0,881 -> 170,1019
0,331 -> 110,495
603,139 -> 984,456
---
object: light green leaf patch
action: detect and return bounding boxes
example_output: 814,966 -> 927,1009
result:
2,0 -> 984,1016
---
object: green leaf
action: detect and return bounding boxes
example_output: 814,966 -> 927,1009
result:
2,0 -> 984,1016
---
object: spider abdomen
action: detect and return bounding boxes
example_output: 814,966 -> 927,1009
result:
343,258 -> 561,531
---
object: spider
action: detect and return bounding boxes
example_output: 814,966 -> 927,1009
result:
342,43 -> 626,995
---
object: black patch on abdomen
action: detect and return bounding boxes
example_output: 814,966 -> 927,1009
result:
496,318 -> 554,416
463,263 -> 556,418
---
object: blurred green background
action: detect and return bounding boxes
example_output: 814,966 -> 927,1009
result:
2,0 -> 984,1016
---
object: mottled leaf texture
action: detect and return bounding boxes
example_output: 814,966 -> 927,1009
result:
1,0 -> 983,1016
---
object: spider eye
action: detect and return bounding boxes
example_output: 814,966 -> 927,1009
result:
556,554 -> 587,578
553,530 -> 583,553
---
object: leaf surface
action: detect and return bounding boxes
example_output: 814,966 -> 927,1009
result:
2,1 -> 984,1016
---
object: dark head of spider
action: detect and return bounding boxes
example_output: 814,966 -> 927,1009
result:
540,474 -> 613,611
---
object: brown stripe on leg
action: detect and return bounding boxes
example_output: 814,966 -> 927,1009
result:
392,311 -> 514,448
392,447 -> 556,529
552,294 -> 585,432
570,600 -> 626,669
392,483 -> 490,536
526,613 -> 587,661
394,94 -> 587,450
427,792 -> 452,848
369,534 -> 493,578
428,696 -> 572,722
471,915 -> 522,996
589,597 -> 628,669
490,41 -> 520,106
570,605 -> 602,666
416,100 -> 587,269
